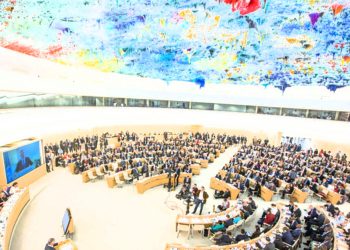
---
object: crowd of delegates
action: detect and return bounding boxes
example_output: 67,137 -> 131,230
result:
216,139 -> 350,204
44,131 -> 247,179
0,182 -> 19,211
302,202 -> 350,249
44,133 -> 109,172
209,200 -> 339,249
209,196 -> 265,246
210,138 -> 350,248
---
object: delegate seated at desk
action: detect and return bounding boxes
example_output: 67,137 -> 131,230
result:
45,238 -> 58,250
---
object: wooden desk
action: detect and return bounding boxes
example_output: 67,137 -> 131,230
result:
176,203 -> 240,230
68,163 -> 76,174
190,164 -> 201,175
260,186 -> 274,202
209,178 -> 240,200
209,154 -> 215,163
136,173 -> 192,194
55,239 -> 78,250
327,190 -> 341,205
318,185 -> 342,205
291,188 -> 308,203
106,174 -> 116,188
2,189 -> 30,250
200,159 -> 208,168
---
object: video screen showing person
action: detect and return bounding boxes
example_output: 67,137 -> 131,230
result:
3,141 -> 42,183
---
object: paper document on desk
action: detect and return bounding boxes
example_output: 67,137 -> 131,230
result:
60,245 -> 73,250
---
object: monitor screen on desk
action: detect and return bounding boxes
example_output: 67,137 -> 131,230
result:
62,209 -> 71,235
3,141 -> 42,183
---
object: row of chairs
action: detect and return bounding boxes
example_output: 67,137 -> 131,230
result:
86,167 -> 136,187
177,224 -> 205,239
87,167 -> 105,182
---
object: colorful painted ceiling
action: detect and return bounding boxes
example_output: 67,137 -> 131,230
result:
0,0 -> 349,89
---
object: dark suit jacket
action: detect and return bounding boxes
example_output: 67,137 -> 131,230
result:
16,157 -> 33,172
282,231 -> 294,245
235,233 -> 249,242
224,218 -> 233,228
44,244 -> 55,250
308,208 -> 318,219
183,177 -> 191,185
316,214 -> 325,226
327,204 -> 335,216
264,242 -> 275,250
292,228 -> 302,239
293,208 -> 302,218
216,234 -> 232,246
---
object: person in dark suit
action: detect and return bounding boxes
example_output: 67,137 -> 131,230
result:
166,167 -> 174,192
291,224 -> 302,239
141,164 -> 149,177
183,176 -> 191,186
251,225 -> 261,239
215,231 -> 232,246
132,166 -> 140,181
325,202 -> 336,216
293,204 -> 302,218
44,238 -> 58,250
192,186 -> 209,215
282,227 -> 294,245
262,236 -> 275,250
224,214 -> 233,228
174,166 -> 181,187
304,206 -> 318,223
16,150 -> 33,172
305,213 -> 325,235
235,229 -> 249,242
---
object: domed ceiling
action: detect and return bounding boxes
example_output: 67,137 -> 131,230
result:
0,0 -> 349,89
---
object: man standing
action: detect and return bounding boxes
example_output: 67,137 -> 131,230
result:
192,186 -> 209,215
174,165 -> 181,187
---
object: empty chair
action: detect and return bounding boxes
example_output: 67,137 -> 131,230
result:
114,174 -> 125,188
177,224 -> 191,239
87,170 -> 97,182
95,167 -> 105,179
123,171 -> 133,184
191,224 -> 205,238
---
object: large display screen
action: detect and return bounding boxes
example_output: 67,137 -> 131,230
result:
3,141 -> 42,183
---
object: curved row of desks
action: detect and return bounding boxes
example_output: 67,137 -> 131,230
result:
218,167 -> 309,203
78,161 -> 203,184
1,189 -> 30,250
135,173 -> 192,194
166,204 -> 286,250
176,203 -> 240,229
209,177 -> 240,200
